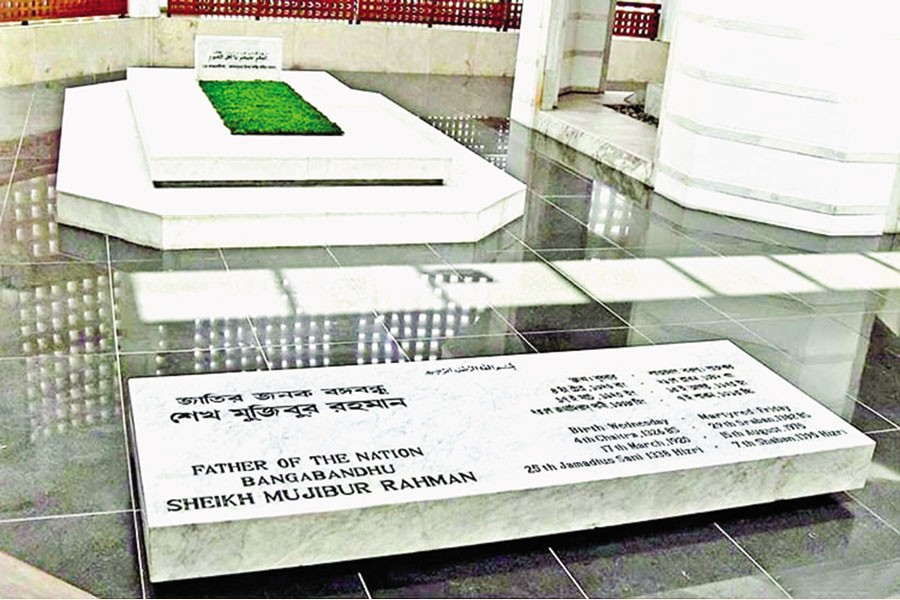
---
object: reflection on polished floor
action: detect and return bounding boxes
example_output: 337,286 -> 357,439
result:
1,71 -> 899,599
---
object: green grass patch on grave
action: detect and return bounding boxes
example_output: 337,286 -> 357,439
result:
199,80 -> 343,136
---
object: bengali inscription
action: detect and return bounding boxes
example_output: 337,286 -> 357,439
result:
168,384 -> 407,425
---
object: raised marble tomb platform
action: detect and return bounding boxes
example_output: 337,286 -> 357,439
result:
55,68 -> 525,248
128,340 -> 874,582
127,68 -> 451,185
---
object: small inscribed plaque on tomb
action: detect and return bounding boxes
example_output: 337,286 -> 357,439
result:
195,35 -> 282,81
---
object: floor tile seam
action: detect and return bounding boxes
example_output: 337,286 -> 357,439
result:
384,328 -> 412,363
540,197 -> 626,252
424,242 -> 445,261
719,216 -> 786,247
132,334 -> 503,363
814,311 -> 881,345
108,257 -> 227,268
521,245 -> 628,254
658,257 -> 751,315
493,226 -> 627,339
531,237 -> 746,326
866,252 -> 900,276
1,152 -> 58,158
241,322 -> 273,370
216,247 -> 274,370
324,246 -> 412,363
419,242 -> 540,354
843,491 -> 900,539
266,265 -> 304,352
0,258 -> 108,267
767,254 -> 894,300
640,218 -> 731,257
547,546 -> 590,599
105,235 -> 149,599
849,398 -> 900,430
414,248 -> 516,342
821,307 -> 900,318
0,84 -> 36,227
630,314 -> 749,327
727,319 -> 794,358
117,344 -> 274,358
620,325 -> 656,345
0,349 -> 121,362
391,330 -> 530,343
869,428 -> 900,438
635,253 -> 757,327
845,392 -> 900,432
258,337 -> 407,352
865,427 -> 900,435
537,193 -> 596,200
668,224 -> 782,257
533,154 -> 594,182
0,508 -> 136,526
486,306 -> 540,354
501,225 -> 633,330
673,258 -> 822,310
693,294 -> 750,324
357,571 -> 373,599
711,522 -> 793,599
55,252 -> 115,265
518,325 -> 635,336
721,309 -> 871,323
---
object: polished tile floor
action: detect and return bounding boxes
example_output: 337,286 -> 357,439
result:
1,71 -> 899,598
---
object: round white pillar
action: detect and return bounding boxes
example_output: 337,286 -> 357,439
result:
654,0 -> 900,235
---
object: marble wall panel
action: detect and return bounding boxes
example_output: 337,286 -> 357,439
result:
472,31 -> 518,77
0,26 -> 35,87
606,38 -> 668,85
293,22 -> 388,72
0,17 -> 518,87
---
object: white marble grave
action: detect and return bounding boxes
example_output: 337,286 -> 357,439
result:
127,68 -> 451,184
195,35 -> 283,81
128,340 -> 874,582
56,68 -> 525,248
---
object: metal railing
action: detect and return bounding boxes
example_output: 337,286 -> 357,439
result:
1,0 -> 126,22
167,0 -> 522,30
613,1 -> 661,40
166,0 -> 355,21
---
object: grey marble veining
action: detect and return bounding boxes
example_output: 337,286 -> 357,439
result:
531,101 -> 656,186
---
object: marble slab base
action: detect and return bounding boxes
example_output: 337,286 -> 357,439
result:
127,340 -> 874,582
529,101 -> 656,186
127,68 -> 452,184
56,71 -> 525,249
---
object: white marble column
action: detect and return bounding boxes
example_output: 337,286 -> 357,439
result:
511,0 -> 614,128
654,0 -> 900,235
560,0 -> 614,93
658,0 -> 680,42
510,0 -> 565,128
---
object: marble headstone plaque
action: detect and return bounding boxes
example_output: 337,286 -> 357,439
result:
194,35 -> 282,81
128,340 -> 874,582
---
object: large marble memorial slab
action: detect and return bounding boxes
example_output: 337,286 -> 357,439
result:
128,340 -> 874,582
